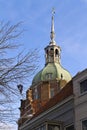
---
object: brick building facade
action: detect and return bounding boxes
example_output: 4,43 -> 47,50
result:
18,12 -> 87,130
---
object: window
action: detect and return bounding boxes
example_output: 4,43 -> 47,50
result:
80,79 -> 87,94
55,49 -> 59,57
33,87 -> 38,100
46,73 -> 52,80
40,125 -> 46,130
34,121 -> 61,130
50,48 -> 54,51
82,120 -> 87,130
65,125 -> 74,130
35,125 -> 46,130
48,124 -> 60,130
50,88 -> 54,98
46,49 -> 48,55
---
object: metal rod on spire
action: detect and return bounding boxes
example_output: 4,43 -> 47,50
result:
50,8 -> 56,45
52,8 -> 55,15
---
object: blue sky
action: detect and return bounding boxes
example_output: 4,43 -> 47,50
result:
0,0 -> 87,129
0,0 -> 87,77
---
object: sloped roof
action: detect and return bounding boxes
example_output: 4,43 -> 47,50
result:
32,63 -> 72,85
33,80 -> 73,118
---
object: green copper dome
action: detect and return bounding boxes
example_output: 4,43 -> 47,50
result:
32,63 -> 71,85
32,11 -> 72,86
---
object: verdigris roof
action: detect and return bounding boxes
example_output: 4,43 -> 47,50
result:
32,63 -> 71,85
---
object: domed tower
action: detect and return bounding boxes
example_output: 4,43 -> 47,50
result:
26,10 -> 72,114
21,11 -> 72,117
32,11 -> 71,86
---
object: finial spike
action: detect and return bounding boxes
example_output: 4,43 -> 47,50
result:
50,8 -> 56,45
52,8 -> 55,16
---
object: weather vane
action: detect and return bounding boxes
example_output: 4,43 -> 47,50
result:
52,8 -> 55,16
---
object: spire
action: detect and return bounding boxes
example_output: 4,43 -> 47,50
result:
50,8 -> 56,45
